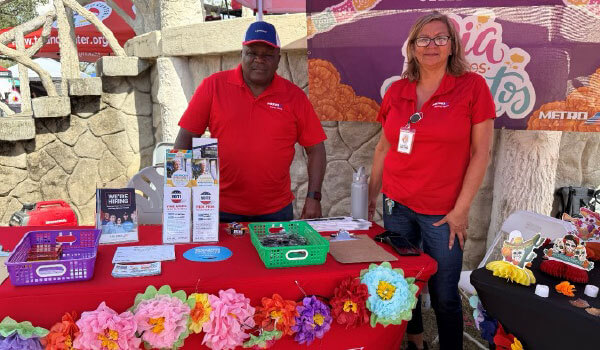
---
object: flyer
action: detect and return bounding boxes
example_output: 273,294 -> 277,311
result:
96,188 -> 139,244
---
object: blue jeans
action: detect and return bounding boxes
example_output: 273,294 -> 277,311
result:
383,196 -> 463,350
219,203 -> 293,223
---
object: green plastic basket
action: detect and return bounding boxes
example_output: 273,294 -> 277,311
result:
249,221 -> 330,269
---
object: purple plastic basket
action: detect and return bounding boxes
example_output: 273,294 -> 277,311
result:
5,229 -> 101,286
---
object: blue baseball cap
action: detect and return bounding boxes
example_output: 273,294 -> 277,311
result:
243,21 -> 280,48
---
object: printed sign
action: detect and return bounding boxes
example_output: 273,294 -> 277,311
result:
307,1 -> 600,131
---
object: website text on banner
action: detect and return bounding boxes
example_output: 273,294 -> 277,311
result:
1,0 -> 135,62
307,0 -> 600,132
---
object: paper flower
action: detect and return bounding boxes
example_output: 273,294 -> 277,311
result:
0,317 -> 48,339
329,277 -> 370,329
44,312 -> 80,350
511,337 -> 523,350
73,302 -> 140,350
254,294 -> 297,336
493,323 -> 523,350
0,333 -> 45,350
480,317 -> 498,345
0,317 -> 48,350
555,281 -> 576,297
188,293 -> 212,334
131,285 -> 192,350
290,296 -> 332,345
469,295 -> 485,330
202,289 -> 256,350
359,262 -> 419,327
242,330 -> 281,349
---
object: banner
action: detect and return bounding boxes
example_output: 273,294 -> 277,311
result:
2,0 -> 135,62
307,1 -> 600,131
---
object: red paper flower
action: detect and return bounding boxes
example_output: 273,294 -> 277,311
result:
44,312 -> 80,350
254,294 -> 298,336
494,323 -> 515,350
329,277 -> 370,328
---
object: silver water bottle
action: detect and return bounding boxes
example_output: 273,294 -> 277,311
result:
351,166 -> 368,220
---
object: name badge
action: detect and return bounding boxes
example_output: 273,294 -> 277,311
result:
397,127 -> 415,154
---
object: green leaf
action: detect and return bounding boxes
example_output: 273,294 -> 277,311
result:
370,314 -> 377,328
157,285 -> 173,295
0,316 -> 48,338
173,290 -> 187,302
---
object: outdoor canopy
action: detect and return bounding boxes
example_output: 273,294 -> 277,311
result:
7,58 -> 89,80
233,0 -> 305,13
1,0 -> 135,62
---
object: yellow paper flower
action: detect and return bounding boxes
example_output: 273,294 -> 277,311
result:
343,300 -> 358,313
313,313 -> 325,327
149,317 -> 165,334
188,293 -> 212,333
376,280 -> 396,301
511,337 -> 523,350
97,329 -> 119,350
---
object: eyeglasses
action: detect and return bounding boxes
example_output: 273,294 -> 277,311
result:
414,36 -> 451,47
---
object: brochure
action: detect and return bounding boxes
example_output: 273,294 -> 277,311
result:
112,245 -> 175,264
96,188 -> 139,244
163,187 -> 192,243
165,150 -> 193,187
112,262 -> 162,278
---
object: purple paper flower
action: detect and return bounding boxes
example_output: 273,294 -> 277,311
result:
480,317 -> 498,344
291,296 -> 332,345
0,333 -> 44,350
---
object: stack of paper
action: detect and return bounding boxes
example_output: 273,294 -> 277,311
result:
112,262 -> 161,278
112,245 -> 175,264
299,217 -> 372,232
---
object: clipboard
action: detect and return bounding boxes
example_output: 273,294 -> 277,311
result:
326,234 -> 398,264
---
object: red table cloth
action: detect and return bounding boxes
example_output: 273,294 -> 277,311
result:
0,224 -> 437,349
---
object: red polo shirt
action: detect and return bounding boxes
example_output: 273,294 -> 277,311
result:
178,65 -> 326,215
379,72 -> 495,215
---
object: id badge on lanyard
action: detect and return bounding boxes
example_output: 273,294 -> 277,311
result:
397,126 -> 415,154
397,112 -> 422,154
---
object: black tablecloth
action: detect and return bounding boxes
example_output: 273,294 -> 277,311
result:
471,250 -> 600,350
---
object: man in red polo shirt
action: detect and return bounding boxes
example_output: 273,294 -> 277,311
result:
174,21 -> 327,222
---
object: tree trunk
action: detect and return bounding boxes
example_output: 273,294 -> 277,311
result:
487,129 -> 562,247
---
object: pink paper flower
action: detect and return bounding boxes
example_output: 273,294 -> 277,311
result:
202,289 -> 255,350
72,302 -> 140,350
133,294 -> 190,349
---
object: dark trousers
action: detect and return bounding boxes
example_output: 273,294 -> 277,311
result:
219,202 -> 294,223
383,196 -> 463,350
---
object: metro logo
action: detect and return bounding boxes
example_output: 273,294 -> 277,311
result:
584,112 -> 600,125
538,111 -> 588,120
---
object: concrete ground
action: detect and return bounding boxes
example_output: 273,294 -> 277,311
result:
400,293 -> 490,350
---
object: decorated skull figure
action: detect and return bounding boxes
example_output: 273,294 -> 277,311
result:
553,238 -> 565,254
574,245 -> 587,262
512,249 -> 524,264
564,235 -> 578,257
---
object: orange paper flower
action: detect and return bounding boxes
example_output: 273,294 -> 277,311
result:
254,294 -> 298,336
555,281 -> 576,297
44,312 -> 80,350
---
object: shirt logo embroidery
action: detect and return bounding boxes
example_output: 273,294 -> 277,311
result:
267,102 -> 283,110
432,102 -> 449,108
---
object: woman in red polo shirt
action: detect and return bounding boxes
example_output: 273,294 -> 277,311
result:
368,12 -> 495,350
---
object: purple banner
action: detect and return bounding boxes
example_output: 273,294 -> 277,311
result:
307,0 -> 600,131
308,0 -> 565,12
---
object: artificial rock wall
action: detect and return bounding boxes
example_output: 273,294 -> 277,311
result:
0,71 -> 154,225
